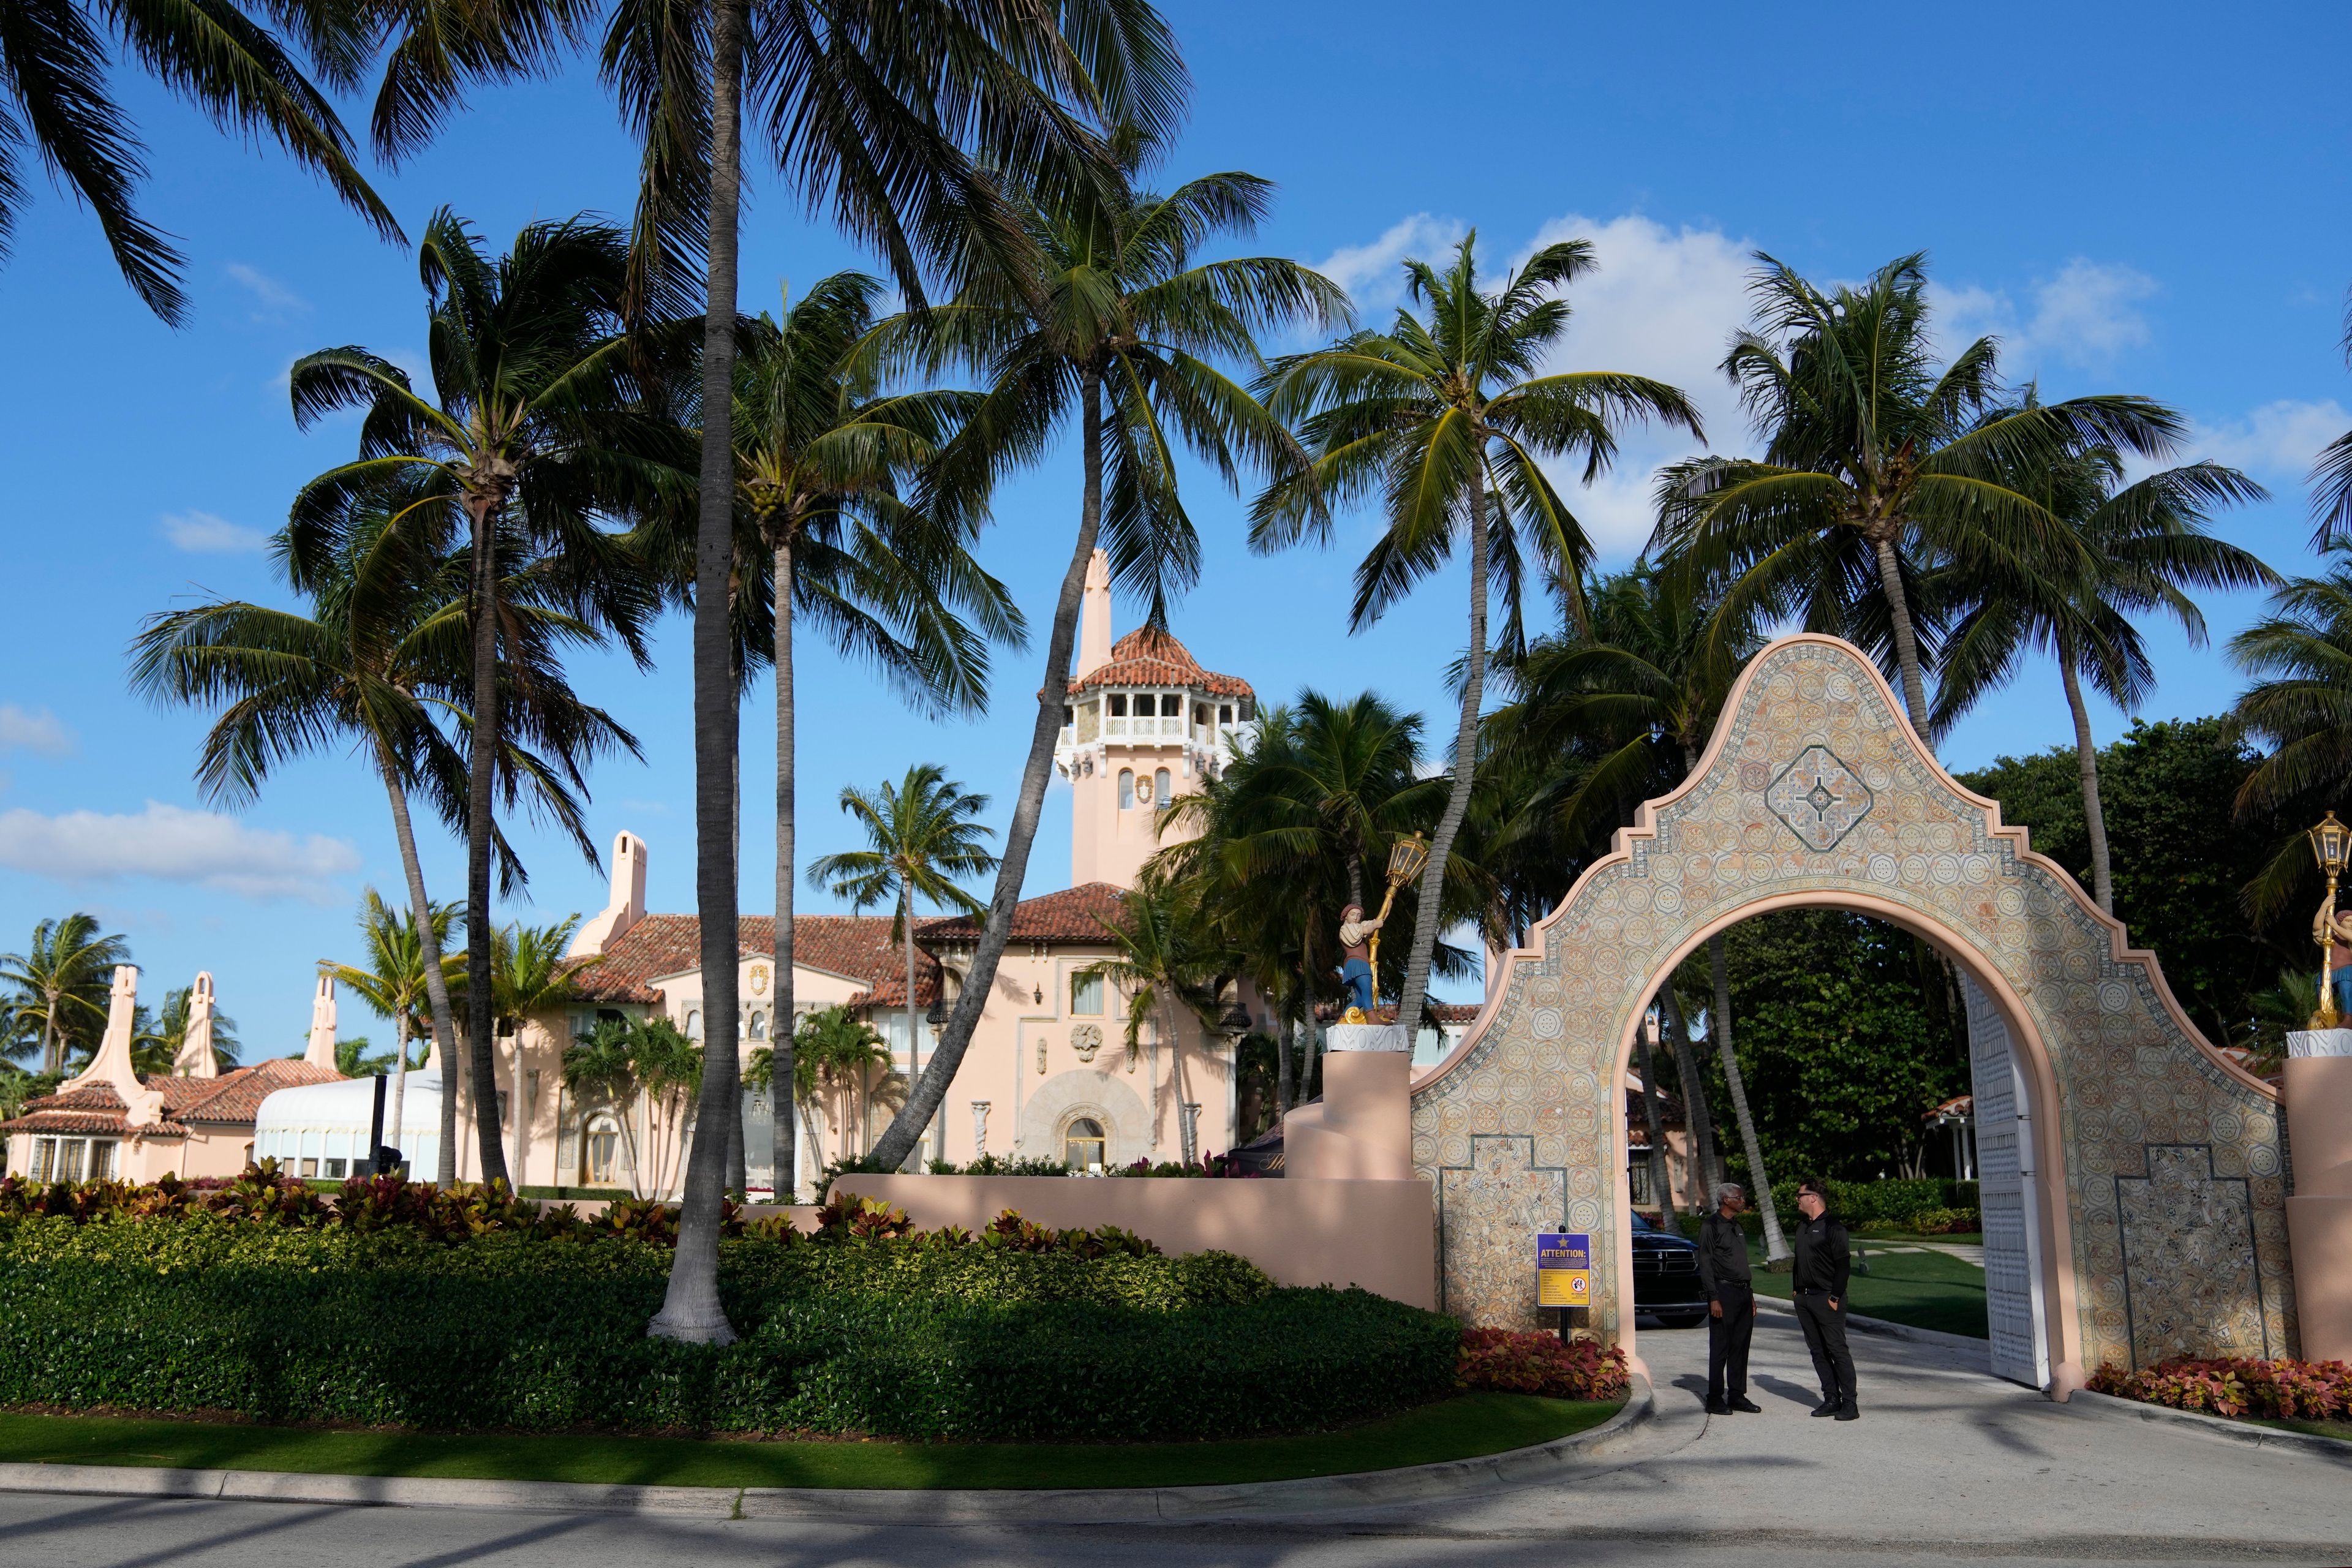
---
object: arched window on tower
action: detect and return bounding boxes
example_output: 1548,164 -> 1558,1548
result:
1155,768 -> 1172,808
1118,769 -> 1135,809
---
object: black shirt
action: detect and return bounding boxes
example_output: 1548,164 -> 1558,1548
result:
1696,1212 -> 1751,1300
1792,1210 -> 1851,1298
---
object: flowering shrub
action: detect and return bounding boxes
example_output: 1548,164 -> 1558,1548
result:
2088,1356 -> 2352,1421
1457,1329 -> 1630,1401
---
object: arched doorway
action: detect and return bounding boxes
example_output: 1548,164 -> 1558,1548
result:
1411,635 -> 2296,1394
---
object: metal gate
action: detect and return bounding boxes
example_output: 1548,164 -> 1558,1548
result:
1965,976 -> 2051,1388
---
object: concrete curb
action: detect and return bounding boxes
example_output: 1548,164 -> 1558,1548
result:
0,1377 -> 1665,1523
1755,1300 -> 1989,1356
2060,1389 -> 2352,1464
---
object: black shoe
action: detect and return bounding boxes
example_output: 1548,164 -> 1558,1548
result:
1810,1401 -> 1839,1417
1834,1403 -> 1860,1421
1705,1399 -> 1730,1415
1728,1396 -> 1762,1413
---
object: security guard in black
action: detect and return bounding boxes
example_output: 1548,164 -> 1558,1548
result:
1696,1188 -> 1758,1413
1792,1182 -> 1858,1418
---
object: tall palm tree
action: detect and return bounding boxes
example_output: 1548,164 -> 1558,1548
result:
1654,252 -> 2186,740
286,209 -> 660,1187
134,475 -> 639,1186
349,0 -> 1185,1346
2230,545 -> 2352,921
322,888 -> 462,1156
1076,874 -> 1226,1159
861,135 -> 1348,1173
1255,232 -> 1703,1042
0,0 -> 397,322
0,915 -> 127,1074
1931,432 -> 2273,913
809,764 -> 996,1165
630,270 -> 1024,1198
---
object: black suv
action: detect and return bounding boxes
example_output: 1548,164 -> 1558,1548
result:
1630,1209 -> 1709,1327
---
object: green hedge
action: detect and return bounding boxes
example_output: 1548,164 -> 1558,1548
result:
1766,1177 -> 1977,1226
0,1216 -> 1455,1441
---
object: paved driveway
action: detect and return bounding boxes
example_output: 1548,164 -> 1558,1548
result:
1,1314 -> 2345,1566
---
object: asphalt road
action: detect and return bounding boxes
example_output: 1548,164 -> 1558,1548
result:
4,1314 -> 2347,1567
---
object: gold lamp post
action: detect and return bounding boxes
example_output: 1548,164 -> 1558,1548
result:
2311,811 -> 2351,1028
1362,832 -> 1431,993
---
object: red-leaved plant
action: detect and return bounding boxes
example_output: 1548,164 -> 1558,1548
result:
1457,1329 -> 1630,1400
2089,1356 -> 2352,1422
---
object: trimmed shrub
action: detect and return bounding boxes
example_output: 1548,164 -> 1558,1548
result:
1457,1331 -> 1629,1401
0,1197 -> 1452,1441
2089,1357 -> 2352,1422
1767,1177 -> 1973,1226
1908,1207 -> 1981,1235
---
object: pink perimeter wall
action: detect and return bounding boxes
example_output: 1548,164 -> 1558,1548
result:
831,1174 -> 1437,1310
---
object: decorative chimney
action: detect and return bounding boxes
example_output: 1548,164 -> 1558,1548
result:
62,965 -> 167,1127
304,973 -> 339,1071
568,830 -> 649,957
1074,549 -> 1113,680
174,971 -> 221,1077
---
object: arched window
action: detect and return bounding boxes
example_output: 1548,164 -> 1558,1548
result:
1194,704 -> 1207,726
1107,694 -> 1127,717
1117,769 -> 1135,809
684,1009 -> 703,1041
1155,768 -> 1172,809
1065,1117 -> 1107,1172
1161,693 -> 1182,717
748,1010 -> 767,1040
1219,704 -> 1232,724
582,1112 -> 625,1186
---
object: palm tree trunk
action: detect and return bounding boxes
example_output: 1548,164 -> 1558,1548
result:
772,538 -> 797,1197
1711,931 -> 1787,1262
1345,854 -> 1363,915
653,0 -> 745,1345
865,368 -> 1107,1171
461,495 -> 508,1188
798,1093 -> 824,1183
898,884 -> 917,1166
1660,983 -> 1717,1218
389,1011 -> 410,1163
2058,637 -> 2115,914
1275,992 -> 1294,1117
1871,535 -> 1932,737
1634,1010 -> 1671,1219
1396,456 -> 1488,1038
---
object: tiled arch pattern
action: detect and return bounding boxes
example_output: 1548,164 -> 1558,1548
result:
1409,638 -> 2296,1368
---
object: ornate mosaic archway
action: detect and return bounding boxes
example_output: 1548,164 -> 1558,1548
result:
1410,635 -> 2296,1390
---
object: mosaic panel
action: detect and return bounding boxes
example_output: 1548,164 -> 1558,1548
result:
1409,636 -> 2297,1372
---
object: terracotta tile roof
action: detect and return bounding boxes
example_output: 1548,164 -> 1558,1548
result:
916,883 -> 1130,946
568,913 -> 940,1005
0,1058 -> 339,1137
1069,627 -> 1253,700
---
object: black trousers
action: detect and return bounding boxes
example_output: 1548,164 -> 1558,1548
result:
1706,1283 -> 1754,1404
1795,1290 -> 1856,1408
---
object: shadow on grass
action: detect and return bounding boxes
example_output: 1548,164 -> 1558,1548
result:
0,1394 -> 1622,1491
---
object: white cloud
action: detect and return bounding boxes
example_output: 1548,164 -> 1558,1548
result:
1932,258 -> 2158,374
0,801 -> 361,902
2193,399 -> 2349,479
1311,213 -> 1468,318
160,510 -> 269,553
226,262 -> 309,318
0,704 -> 73,756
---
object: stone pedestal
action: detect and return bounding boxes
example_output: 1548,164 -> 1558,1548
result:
2285,1029 -> 2352,1361
1286,1025 -> 1412,1181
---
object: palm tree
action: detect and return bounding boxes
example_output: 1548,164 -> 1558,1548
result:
562,1017 -> 645,1194
322,889 -> 461,1157
1255,232 -> 1703,1042
1654,252 -> 2187,740
351,0 -> 1186,1346
2230,545 -> 2352,921
809,765 -> 997,1166
286,209 -> 660,1188
1077,875 -> 1227,1159
476,915 -> 587,1180
1932,431 -> 2274,913
333,1035 -> 391,1076
0,0 -> 397,322
861,135 -> 1348,1173
630,270 -> 1024,1199
133,474 -> 639,1187
0,915 -> 127,1074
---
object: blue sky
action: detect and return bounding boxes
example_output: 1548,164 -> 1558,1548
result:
4,1 -> 2348,1052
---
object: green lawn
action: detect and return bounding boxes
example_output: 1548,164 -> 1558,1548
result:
1750,1237 -> 1989,1339
0,1395 -> 1621,1491
2248,1415 -> 2352,1444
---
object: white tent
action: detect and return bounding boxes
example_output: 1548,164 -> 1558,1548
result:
252,1071 -> 441,1181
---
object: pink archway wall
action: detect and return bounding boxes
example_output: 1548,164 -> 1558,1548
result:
1409,634 -> 2296,1395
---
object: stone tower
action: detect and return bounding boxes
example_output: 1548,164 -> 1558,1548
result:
1053,551 -> 1256,889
